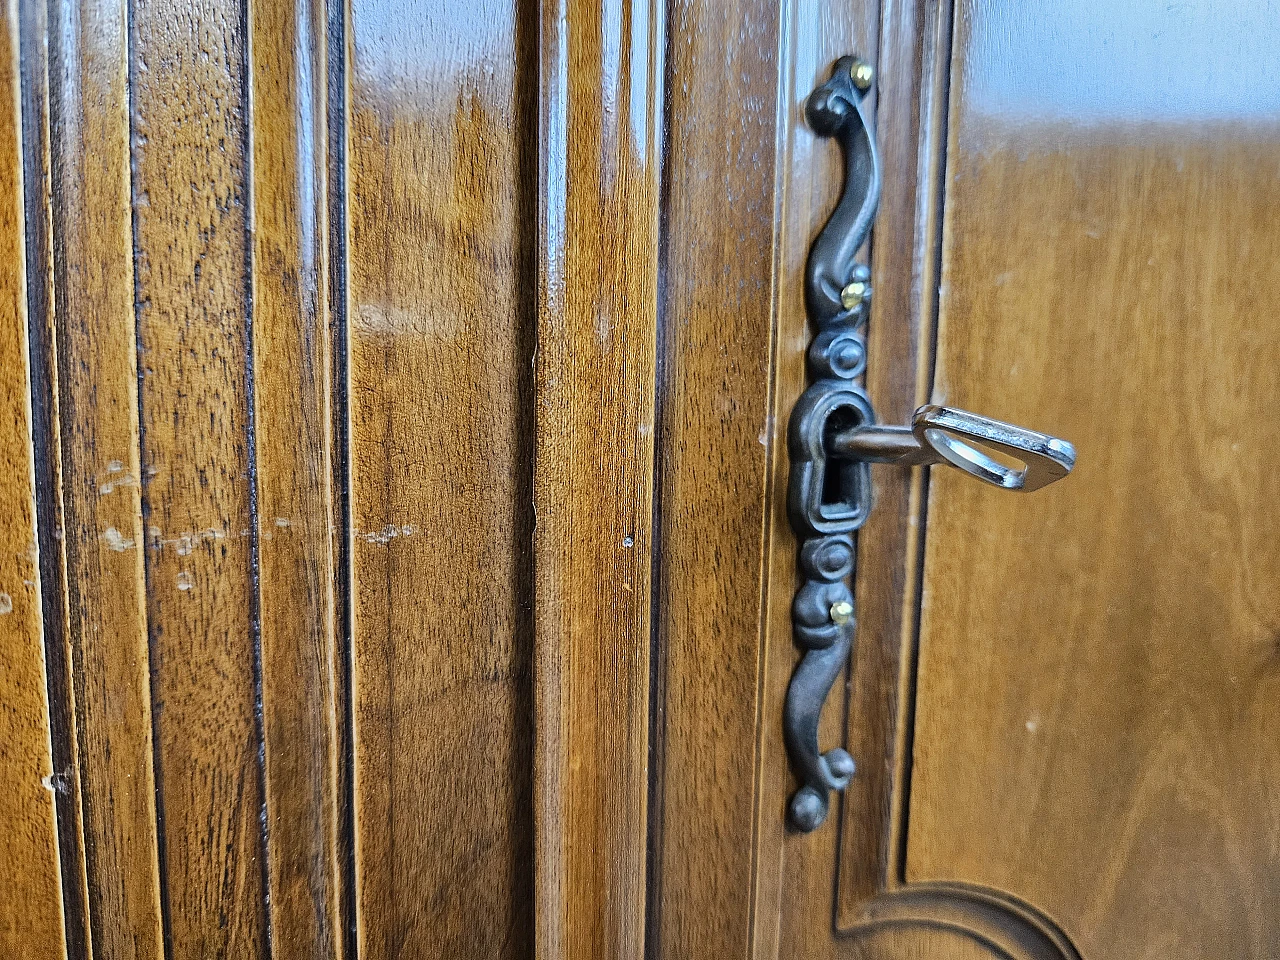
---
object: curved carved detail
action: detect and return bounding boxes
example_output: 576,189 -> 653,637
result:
848,883 -> 1083,960
785,57 -> 1083,960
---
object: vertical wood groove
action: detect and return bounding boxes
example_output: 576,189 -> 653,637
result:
123,0 -> 175,953
18,1 -> 91,954
0,0 -> 70,953
642,17 -> 676,947
880,0 -> 956,895
325,0 -> 356,957
241,4 -> 276,958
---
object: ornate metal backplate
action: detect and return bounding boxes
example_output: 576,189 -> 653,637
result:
784,55 -> 882,833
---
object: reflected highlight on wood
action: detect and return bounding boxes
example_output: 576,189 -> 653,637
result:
43,0 -> 165,957
345,1 -> 537,957
533,1 -> 663,958
909,3 -> 1280,958
249,0 -> 344,957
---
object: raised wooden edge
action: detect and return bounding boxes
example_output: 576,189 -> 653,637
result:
37,1 -> 166,957
16,1 -> 91,956
0,0 -> 70,953
750,1 -> 878,956
246,0 -> 344,956
533,1 -> 665,958
836,0 -> 955,911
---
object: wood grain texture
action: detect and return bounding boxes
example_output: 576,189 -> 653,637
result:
44,1 -> 166,957
533,1 -> 662,958
0,0 -> 68,952
248,1 -> 343,958
345,1 -> 536,957
646,1 -> 782,955
907,2 -> 1280,958
837,0 -> 953,915
20,0 -> 93,953
325,0 -> 355,950
129,0 -> 268,955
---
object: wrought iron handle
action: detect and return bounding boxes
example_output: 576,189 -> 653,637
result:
783,58 -> 1075,833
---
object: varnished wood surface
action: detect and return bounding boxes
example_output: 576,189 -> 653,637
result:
754,4 -> 880,960
345,1 -> 536,958
129,0 -> 267,954
20,0 -> 93,953
657,1 -> 1280,959
640,1 -> 940,958
646,0 -> 784,954
9,2 -> 1280,959
249,0 -> 344,957
0,0 -> 68,953
10,0 -> 546,955
837,0 -> 952,916
907,2 -> 1280,958
644,1 -> 970,957
44,2 -> 165,958
532,1 -> 662,958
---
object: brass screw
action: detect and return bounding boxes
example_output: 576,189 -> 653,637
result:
850,59 -> 874,91
840,280 -> 869,311
830,601 -> 854,626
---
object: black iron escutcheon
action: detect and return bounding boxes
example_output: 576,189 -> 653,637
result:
783,58 -> 1076,834
784,56 -> 882,833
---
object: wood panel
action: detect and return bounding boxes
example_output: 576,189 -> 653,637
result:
248,0 -> 344,958
907,1 -> 1280,958
727,2 -> 1024,958
44,1 -> 165,957
344,1 -> 536,957
647,0 -> 962,956
129,0 -> 267,954
646,1 -> 784,955
532,1 -> 663,958
836,0 -> 952,915
0,0 -> 69,952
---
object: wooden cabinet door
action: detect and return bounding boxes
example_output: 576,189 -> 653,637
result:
651,2 -> 1280,960
2,0 -> 1278,959
644,2 -> 1280,960
885,2 -> 1280,956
